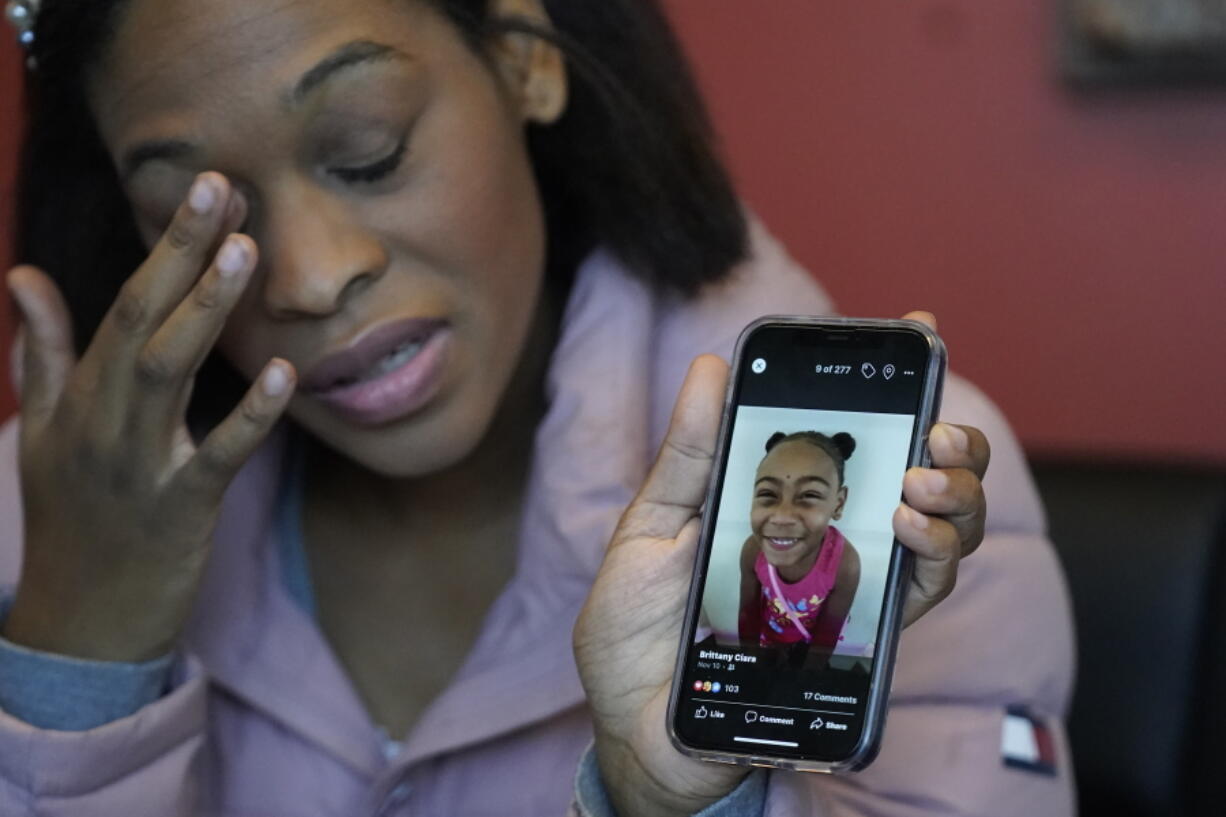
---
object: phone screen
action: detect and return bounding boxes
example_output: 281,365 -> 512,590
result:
673,322 -> 941,765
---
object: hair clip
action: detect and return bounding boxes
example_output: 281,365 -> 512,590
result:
5,0 -> 40,54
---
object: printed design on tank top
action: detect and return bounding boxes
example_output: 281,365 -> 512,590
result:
754,525 -> 846,645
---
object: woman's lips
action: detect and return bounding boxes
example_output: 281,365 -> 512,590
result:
303,318 -> 452,426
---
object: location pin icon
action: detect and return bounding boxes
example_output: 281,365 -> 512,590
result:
883,364 -> 896,380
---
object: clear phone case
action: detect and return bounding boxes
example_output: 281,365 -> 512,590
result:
666,316 -> 947,774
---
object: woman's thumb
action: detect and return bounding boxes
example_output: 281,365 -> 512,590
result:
7,266 -> 77,424
613,355 -> 728,546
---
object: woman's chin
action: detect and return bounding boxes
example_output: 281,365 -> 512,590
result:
291,407 -> 482,480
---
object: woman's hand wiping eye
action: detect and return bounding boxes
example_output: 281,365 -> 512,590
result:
4,172 -> 296,664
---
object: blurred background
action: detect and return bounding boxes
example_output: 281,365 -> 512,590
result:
1,1 -> 1223,814
2,1 -> 1225,458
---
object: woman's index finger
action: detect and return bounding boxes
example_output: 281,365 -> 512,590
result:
95,173 -> 235,348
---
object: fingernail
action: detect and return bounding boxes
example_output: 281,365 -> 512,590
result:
936,423 -> 969,453
217,238 -> 247,277
225,190 -> 248,228
188,176 -> 217,215
902,504 -> 929,531
921,469 -> 948,494
262,363 -> 290,396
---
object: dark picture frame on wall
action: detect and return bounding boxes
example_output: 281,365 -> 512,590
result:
1062,0 -> 1226,86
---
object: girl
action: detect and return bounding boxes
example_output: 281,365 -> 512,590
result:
738,431 -> 860,654
0,1 -> 1073,815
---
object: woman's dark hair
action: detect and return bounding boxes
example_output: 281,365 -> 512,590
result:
764,431 -> 856,486
14,0 -> 748,423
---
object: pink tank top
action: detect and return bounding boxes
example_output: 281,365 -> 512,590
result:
753,525 -> 846,645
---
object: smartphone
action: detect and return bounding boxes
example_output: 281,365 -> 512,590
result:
668,317 -> 946,772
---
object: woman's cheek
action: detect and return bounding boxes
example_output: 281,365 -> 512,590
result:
216,312 -> 274,384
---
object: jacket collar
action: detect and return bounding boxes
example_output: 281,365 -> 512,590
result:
181,227 -> 834,777
182,249 -> 658,777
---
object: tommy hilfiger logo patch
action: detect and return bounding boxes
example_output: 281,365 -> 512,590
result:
1001,706 -> 1057,776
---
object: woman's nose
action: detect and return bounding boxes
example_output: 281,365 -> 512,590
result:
255,183 -> 388,318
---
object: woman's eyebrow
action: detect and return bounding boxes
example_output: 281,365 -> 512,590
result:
290,40 -> 409,106
120,41 -> 411,181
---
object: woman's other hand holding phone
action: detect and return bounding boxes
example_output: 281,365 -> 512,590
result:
573,311 -> 991,817
3,172 -> 295,663
893,312 -> 990,627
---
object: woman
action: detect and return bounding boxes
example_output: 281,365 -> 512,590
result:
0,0 -> 1073,814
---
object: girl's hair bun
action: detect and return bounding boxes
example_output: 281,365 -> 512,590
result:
832,432 -> 856,460
765,431 -> 788,452
760,429 -> 857,485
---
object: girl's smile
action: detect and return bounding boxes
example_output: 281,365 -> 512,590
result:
762,536 -> 804,552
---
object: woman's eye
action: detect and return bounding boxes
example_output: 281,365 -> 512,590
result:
329,136 -> 407,184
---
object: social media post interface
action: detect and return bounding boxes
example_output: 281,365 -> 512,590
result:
681,644 -> 867,754
749,358 -> 917,382
676,329 -> 931,758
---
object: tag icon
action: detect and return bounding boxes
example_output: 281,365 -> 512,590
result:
883,364 -> 896,380
861,362 -> 876,379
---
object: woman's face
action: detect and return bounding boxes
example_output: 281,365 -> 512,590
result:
88,0 -> 564,476
751,440 -> 847,570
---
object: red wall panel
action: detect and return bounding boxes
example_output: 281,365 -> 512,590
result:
2,3 -> 1223,463
660,0 -> 1225,464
